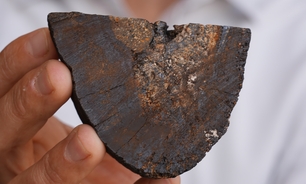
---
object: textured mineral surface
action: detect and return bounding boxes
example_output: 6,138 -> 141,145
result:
48,12 -> 251,178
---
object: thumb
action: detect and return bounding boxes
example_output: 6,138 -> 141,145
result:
9,124 -> 105,184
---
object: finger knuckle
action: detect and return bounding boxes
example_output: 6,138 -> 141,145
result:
10,85 -> 27,118
42,154 -> 66,183
0,46 -> 19,81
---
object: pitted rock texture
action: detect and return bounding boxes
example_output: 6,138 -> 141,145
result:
48,12 -> 251,178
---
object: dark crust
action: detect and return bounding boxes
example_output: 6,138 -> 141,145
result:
48,12 -> 251,178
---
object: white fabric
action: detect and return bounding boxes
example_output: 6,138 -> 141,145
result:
1,0 -> 306,183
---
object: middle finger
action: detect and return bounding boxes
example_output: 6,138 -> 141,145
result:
0,60 -> 71,153
0,28 -> 57,97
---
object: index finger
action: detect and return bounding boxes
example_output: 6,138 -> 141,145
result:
0,28 -> 58,97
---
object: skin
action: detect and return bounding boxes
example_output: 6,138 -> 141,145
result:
0,28 -> 181,184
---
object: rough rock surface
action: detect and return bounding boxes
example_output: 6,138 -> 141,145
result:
48,12 -> 251,178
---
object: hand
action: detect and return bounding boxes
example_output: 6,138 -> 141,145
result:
0,28 -> 180,184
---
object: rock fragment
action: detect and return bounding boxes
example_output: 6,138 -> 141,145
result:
48,12 -> 251,178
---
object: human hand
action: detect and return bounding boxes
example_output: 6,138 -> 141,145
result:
0,28 -> 180,184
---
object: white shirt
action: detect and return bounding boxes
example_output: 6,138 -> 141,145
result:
1,0 -> 306,183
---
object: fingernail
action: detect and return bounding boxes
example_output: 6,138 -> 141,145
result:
34,69 -> 54,95
27,29 -> 49,57
65,128 -> 91,162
